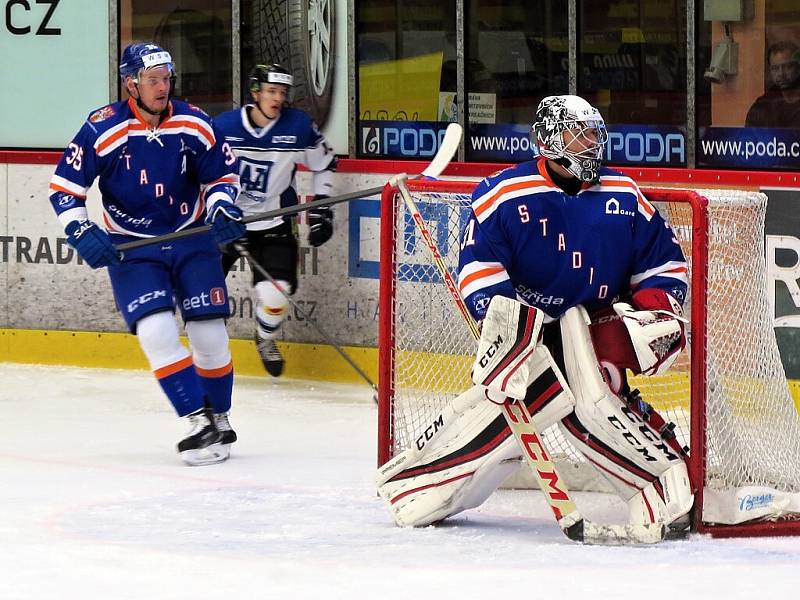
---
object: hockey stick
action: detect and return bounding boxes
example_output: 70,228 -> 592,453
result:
117,123 -> 463,253
233,242 -> 379,401
394,176 -> 666,545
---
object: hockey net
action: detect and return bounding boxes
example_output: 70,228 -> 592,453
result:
377,178 -> 800,537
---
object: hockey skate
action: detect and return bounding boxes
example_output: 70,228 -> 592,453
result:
256,334 -> 284,377
177,407 -> 226,466
207,412 -> 238,461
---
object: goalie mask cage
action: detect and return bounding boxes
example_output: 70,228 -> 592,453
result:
377,178 -> 800,538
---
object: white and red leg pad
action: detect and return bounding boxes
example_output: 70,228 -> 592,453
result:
471,295 -> 544,401
377,351 -> 573,527
557,305 -> 694,527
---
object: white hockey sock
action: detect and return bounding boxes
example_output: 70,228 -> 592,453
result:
254,280 -> 289,339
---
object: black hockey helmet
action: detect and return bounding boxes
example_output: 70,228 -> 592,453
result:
248,64 -> 294,92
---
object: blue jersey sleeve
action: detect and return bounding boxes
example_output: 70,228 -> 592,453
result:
49,120 -> 102,229
194,118 -> 241,212
457,178 -> 517,321
630,190 -> 689,305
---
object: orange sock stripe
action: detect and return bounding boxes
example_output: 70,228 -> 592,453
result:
195,361 -> 234,378
154,355 -> 194,379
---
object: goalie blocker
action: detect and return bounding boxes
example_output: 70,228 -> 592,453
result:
377,296 -> 693,532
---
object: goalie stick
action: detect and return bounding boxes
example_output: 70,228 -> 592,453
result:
117,123 -> 463,252
394,176 -> 666,545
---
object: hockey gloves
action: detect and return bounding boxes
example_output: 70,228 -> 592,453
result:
612,289 -> 686,377
65,220 -> 121,269
308,195 -> 333,247
206,199 -> 246,246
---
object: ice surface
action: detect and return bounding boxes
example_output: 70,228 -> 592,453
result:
1,363 -> 799,599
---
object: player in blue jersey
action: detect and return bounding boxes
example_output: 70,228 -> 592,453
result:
378,96 -> 694,537
48,43 -> 247,466
215,64 -> 337,377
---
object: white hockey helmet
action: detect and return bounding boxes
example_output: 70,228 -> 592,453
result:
532,95 -> 608,183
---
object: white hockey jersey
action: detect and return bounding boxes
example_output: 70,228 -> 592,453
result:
214,106 -> 336,230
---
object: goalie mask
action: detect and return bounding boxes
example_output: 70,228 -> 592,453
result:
532,95 -> 608,183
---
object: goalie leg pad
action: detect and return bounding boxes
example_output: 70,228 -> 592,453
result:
557,305 -> 693,526
378,355 -> 573,527
472,296 -> 544,401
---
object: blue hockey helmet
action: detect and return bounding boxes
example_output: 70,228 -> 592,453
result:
119,42 -> 174,82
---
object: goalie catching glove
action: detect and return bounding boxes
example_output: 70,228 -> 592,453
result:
592,288 -> 686,381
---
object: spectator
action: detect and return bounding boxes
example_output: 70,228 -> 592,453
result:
745,41 -> 800,128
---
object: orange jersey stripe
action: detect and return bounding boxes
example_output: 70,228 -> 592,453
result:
207,174 -> 239,186
48,183 -> 86,199
474,180 -> 546,219
161,119 -> 215,146
96,126 -> 129,155
459,265 -> 506,291
154,355 -> 194,379
195,361 -> 233,378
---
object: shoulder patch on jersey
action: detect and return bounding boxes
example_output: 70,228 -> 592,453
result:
89,105 -> 116,123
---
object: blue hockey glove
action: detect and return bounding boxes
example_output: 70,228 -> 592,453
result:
308,196 -> 333,247
65,219 -> 121,269
206,200 -> 246,246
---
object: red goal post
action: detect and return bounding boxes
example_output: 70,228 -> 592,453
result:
378,178 -> 800,538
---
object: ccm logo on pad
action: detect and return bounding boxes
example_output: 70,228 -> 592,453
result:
477,334 -> 503,368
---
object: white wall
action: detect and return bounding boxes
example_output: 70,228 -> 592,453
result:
0,164 -> 392,347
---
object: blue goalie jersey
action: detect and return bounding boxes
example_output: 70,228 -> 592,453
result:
457,158 -> 688,322
49,98 -> 239,238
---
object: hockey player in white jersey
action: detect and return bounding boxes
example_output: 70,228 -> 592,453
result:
378,95 -> 695,537
215,64 -> 337,376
